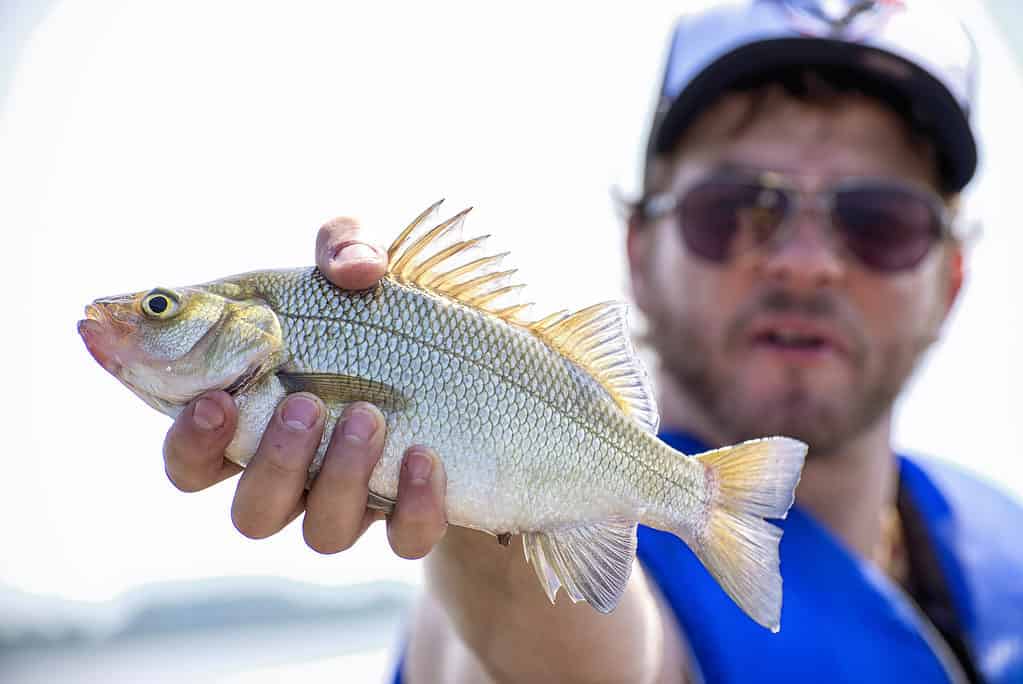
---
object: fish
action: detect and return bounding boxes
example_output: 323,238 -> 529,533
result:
78,201 -> 807,631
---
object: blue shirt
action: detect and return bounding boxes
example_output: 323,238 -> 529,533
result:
639,431 -> 1023,684
394,431 -> 1023,682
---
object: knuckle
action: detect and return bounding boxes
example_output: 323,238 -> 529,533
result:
317,217 -> 362,256
260,447 -> 313,478
256,430 -> 320,477
231,477 -> 296,541
320,215 -> 361,235
162,420 -> 192,461
302,528 -> 333,554
388,511 -> 445,560
303,496 -> 366,554
303,524 -> 356,555
324,437 -> 379,483
163,434 -> 211,493
390,531 -> 433,560
165,465 -> 205,493
232,514 -> 271,540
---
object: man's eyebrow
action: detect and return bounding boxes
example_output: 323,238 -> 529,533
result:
712,160 -> 769,175
712,160 -> 782,176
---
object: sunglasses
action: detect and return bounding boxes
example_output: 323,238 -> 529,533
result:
639,171 -> 954,272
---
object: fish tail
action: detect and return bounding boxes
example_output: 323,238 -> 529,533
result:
688,437 -> 806,632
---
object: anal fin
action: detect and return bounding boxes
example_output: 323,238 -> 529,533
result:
522,515 -> 639,614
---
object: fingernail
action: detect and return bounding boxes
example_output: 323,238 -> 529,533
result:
282,395 -> 319,431
405,448 -> 433,486
333,242 -> 378,263
342,406 -> 378,442
194,398 -> 224,431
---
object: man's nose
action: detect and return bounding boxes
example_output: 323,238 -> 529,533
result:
753,208 -> 846,288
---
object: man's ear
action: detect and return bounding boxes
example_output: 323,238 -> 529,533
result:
626,214 -> 653,311
944,243 -> 965,318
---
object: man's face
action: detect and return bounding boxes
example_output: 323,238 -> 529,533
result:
628,91 -> 963,453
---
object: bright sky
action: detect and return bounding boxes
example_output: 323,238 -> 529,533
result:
2,0 -> 1020,604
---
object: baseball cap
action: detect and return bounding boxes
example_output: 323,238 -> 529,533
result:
646,0 -> 979,193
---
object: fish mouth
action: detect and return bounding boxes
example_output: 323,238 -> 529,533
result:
78,315 -> 185,413
78,317 -> 123,375
85,304 -> 105,322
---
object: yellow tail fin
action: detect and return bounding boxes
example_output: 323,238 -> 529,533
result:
693,437 -> 807,632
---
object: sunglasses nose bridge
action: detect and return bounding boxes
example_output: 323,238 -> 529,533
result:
765,189 -> 838,251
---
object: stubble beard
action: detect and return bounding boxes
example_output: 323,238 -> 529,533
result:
647,292 -> 937,456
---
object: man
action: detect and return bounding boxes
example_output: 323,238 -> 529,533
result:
162,1 -> 1023,682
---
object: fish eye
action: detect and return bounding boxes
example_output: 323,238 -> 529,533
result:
141,289 -> 181,319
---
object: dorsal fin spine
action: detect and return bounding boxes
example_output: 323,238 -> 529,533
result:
469,284 -> 526,308
409,236 -> 487,281
429,252 -> 507,290
494,302 -> 534,319
386,204 -> 658,432
448,269 -> 516,298
388,198 -> 445,263
418,239 -> 490,287
393,209 -> 470,274
530,310 -> 569,331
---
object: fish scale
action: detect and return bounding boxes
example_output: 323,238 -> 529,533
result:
245,268 -> 672,533
80,202 -> 806,629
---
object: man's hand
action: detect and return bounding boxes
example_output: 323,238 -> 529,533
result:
162,217 -> 447,557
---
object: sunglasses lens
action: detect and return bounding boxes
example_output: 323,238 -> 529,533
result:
834,185 -> 942,271
679,180 -> 788,261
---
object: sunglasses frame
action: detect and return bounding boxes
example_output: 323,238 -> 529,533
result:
639,170 -> 956,271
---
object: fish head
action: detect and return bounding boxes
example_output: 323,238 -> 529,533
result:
78,285 -> 283,417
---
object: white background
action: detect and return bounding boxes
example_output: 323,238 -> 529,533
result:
1,0 -> 1020,613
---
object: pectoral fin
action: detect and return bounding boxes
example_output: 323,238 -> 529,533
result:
277,372 -> 408,410
522,516 -> 639,614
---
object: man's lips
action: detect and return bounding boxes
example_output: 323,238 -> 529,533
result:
746,315 -> 850,360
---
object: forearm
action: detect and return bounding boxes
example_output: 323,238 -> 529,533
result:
405,527 -> 683,684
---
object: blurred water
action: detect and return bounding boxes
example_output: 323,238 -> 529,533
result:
0,579 -> 411,684
3,621 -> 399,684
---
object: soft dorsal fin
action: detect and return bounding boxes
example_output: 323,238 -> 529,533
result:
387,201 -> 659,433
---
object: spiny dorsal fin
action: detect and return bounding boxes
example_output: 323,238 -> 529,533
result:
386,201 -> 658,432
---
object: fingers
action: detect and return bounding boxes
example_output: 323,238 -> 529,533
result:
231,393 -> 326,539
387,446 -> 448,559
303,403 -> 387,554
304,405 -> 448,559
171,385 -> 447,561
315,217 -> 388,291
164,391 -> 242,492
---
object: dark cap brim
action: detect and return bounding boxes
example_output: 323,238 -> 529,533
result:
647,38 -> 977,193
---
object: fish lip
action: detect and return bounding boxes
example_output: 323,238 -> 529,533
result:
78,317 -> 124,375
84,304 -> 105,322
746,315 -> 850,357
84,299 -> 140,334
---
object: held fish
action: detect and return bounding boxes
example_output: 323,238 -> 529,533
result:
78,201 -> 807,631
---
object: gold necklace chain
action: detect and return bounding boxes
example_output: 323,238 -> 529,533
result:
872,504 -> 909,584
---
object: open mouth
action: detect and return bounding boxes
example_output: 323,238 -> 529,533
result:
755,329 -> 831,351
78,318 -> 123,374
747,317 -> 847,362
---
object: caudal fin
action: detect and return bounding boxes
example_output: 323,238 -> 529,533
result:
692,437 -> 807,632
